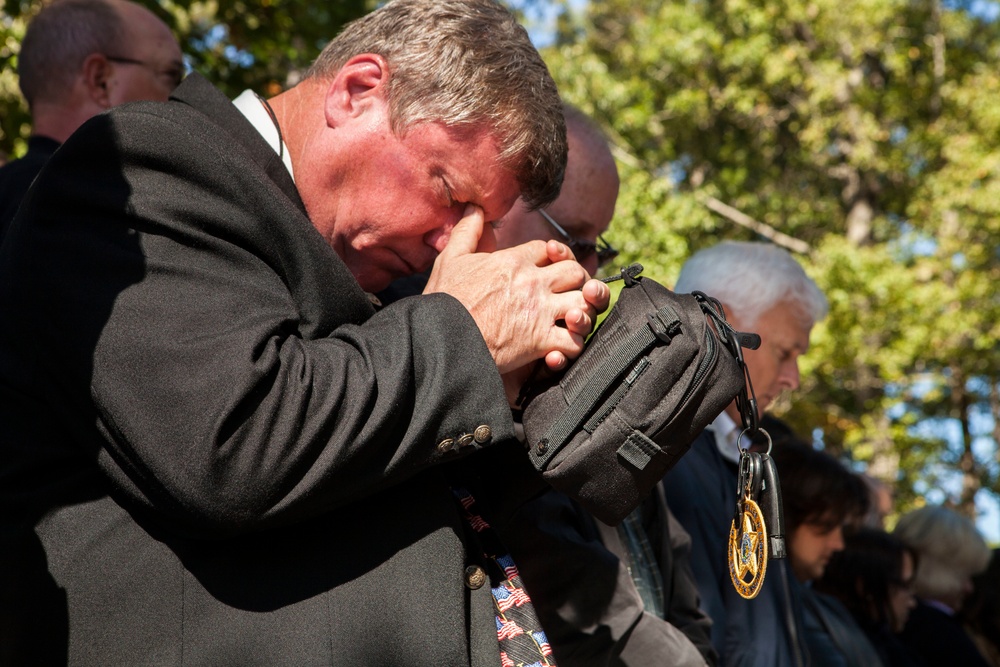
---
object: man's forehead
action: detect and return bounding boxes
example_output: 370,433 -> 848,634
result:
772,300 -> 814,341
444,132 -> 520,218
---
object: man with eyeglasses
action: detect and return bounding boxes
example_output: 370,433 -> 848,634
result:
491,104 -> 717,667
490,104 -> 618,277
0,0 -> 183,241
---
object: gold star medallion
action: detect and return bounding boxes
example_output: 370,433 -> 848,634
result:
728,497 -> 768,599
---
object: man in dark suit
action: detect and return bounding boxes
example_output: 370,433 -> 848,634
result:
0,1 -> 609,664
0,0 -> 183,240
662,241 -> 829,667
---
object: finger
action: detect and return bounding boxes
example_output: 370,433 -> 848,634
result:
502,239 -> 568,268
545,239 -> 575,265
538,259 -> 591,294
439,205 -> 485,258
549,290 -> 601,336
541,326 -> 587,362
582,278 -> 611,313
560,306 -> 593,337
544,350 -> 568,371
478,220 -> 497,254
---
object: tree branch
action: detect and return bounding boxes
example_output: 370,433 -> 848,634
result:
698,194 -> 812,255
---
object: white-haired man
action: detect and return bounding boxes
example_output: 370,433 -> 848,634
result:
663,241 -> 829,667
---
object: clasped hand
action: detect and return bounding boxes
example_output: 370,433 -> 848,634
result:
423,205 -> 610,403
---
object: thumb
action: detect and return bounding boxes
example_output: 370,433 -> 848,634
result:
440,205 -> 485,258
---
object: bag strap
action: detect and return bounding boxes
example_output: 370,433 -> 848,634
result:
692,291 -> 762,436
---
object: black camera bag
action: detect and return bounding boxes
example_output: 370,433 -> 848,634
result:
520,263 -> 760,525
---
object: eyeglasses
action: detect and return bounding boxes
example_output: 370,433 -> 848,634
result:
106,55 -> 185,91
538,208 -> 619,269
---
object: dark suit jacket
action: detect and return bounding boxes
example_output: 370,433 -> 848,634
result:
0,73 -> 531,666
499,487 -> 714,667
900,600 -> 991,667
663,430 -> 808,667
0,134 -> 60,244
799,583 -> 882,667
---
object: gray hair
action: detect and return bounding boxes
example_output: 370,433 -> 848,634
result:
18,0 -> 128,108
674,241 -> 828,328
306,0 -> 566,209
894,505 -> 991,603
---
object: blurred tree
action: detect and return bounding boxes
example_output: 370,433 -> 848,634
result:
541,0 -> 1000,523
0,0 -> 373,161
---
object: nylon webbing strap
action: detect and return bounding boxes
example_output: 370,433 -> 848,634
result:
529,305 -> 676,470
616,430 -> 662,471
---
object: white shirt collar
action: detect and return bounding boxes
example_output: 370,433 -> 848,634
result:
232,89 -> 294,181
710,410 -> 742,464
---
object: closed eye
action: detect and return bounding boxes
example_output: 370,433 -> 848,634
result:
774,345 -> 793,363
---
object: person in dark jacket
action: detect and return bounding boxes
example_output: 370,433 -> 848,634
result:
0,1 -> 613,664
0,0 -> 183,239
662,242 -> 828,667
894,505 -> 993,667
771,438 -> 881,667
816,527 -> 924,667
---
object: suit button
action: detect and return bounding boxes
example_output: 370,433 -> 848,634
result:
456,433 -> 475,448
474,425 -> 492,444
437,438 -> 455,453
464,565 -> 487,590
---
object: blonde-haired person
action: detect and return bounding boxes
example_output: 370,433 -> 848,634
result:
893,505 -> 992,667
0,0 -> 611,663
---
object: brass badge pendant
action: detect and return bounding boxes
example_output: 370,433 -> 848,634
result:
729,497 -> 768,599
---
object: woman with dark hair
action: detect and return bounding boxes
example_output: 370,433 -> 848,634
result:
771,440 -> 881,667
816,528 -> 923,667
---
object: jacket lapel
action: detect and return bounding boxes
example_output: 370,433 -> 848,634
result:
169,73 -> 306,217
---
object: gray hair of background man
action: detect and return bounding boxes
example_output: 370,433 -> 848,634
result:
674,240 -> 828,328
307,0 -> 566,209
893,505 -> 991,603
17,0 -> 128,109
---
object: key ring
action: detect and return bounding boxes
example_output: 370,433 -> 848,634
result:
735,427 -> 772,456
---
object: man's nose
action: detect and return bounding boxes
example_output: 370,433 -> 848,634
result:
425,213 -> 463,253
425,226 -> 452,253
830,525 -> 845,551
780,358 -> 801,392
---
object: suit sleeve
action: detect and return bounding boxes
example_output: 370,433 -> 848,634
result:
10,104 -> 516,538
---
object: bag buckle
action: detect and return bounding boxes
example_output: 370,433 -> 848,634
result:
646,311 -> 679,344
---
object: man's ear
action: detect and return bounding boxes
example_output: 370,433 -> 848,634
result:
81,53 -> 112,108
323,54 -> 389,129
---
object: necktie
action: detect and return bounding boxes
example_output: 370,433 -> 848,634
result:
452,487 -> 557,667
617,496 -> 665,619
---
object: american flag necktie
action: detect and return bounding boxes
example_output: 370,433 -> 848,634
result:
452,487 -> 556,667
